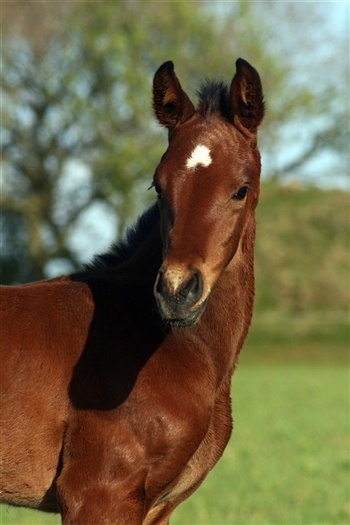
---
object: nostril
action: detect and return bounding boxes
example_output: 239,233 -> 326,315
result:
154,267 -> 203,306
154,271 -> 165,298
182,269 -> 203,304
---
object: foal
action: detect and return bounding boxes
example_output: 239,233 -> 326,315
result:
0,58 -> 264,524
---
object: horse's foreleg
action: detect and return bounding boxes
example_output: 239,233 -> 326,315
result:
143,501 -> 173,525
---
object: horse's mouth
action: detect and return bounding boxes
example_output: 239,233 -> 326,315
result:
156,297 -> 208,329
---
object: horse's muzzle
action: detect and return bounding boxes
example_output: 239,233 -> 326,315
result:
154,268 -> 206,327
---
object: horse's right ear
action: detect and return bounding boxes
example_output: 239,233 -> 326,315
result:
229,58 -> 265,136
153,61 -> 195,131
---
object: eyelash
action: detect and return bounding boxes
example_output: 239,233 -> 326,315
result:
149,181 -> 162,196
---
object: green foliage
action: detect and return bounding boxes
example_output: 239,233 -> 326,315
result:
255,182 -> 349,313
1,1 -> 347,282
3,1 -> 246,280
0,212 -> 33,283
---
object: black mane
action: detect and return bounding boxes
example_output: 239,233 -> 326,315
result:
197,79 -> 229,118
72,203 -> 159,278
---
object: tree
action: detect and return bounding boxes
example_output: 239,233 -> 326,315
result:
1,1 -> 347,283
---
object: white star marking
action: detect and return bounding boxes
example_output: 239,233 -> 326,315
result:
186,144 -> 212,170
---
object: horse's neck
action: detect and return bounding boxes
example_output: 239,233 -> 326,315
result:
221,218 -> 255,331
190,220 -> 256,374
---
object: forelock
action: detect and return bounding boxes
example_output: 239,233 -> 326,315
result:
196,79 -> 229,119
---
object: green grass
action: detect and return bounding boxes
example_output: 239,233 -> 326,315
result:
1,326 -> 349,525
173,363 -> 349,525
254,183 -> 349,314
0,508 -> 59,525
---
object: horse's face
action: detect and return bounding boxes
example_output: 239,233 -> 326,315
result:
152,60 -> 264,327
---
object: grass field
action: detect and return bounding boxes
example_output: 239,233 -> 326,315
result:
1,321 -> 349,525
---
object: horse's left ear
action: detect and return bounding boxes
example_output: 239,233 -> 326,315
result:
153,61 -> 195,131
229,58 -> 265,135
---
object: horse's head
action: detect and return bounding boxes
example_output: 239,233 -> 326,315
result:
152,59 -> 264,327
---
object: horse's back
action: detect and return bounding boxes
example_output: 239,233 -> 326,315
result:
0,276 -> 94,510
0,276 -> 94,380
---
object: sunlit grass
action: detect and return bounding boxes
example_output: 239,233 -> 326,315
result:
173,362 -> 349,525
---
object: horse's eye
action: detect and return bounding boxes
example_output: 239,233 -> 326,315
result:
149,181 -> 162,196
233,186 -> 250,200
153,182 -> 162,196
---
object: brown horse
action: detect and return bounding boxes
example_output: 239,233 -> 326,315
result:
0,58 -> 264,524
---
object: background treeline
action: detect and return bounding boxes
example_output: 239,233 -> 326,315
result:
254,183 -> 348,314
